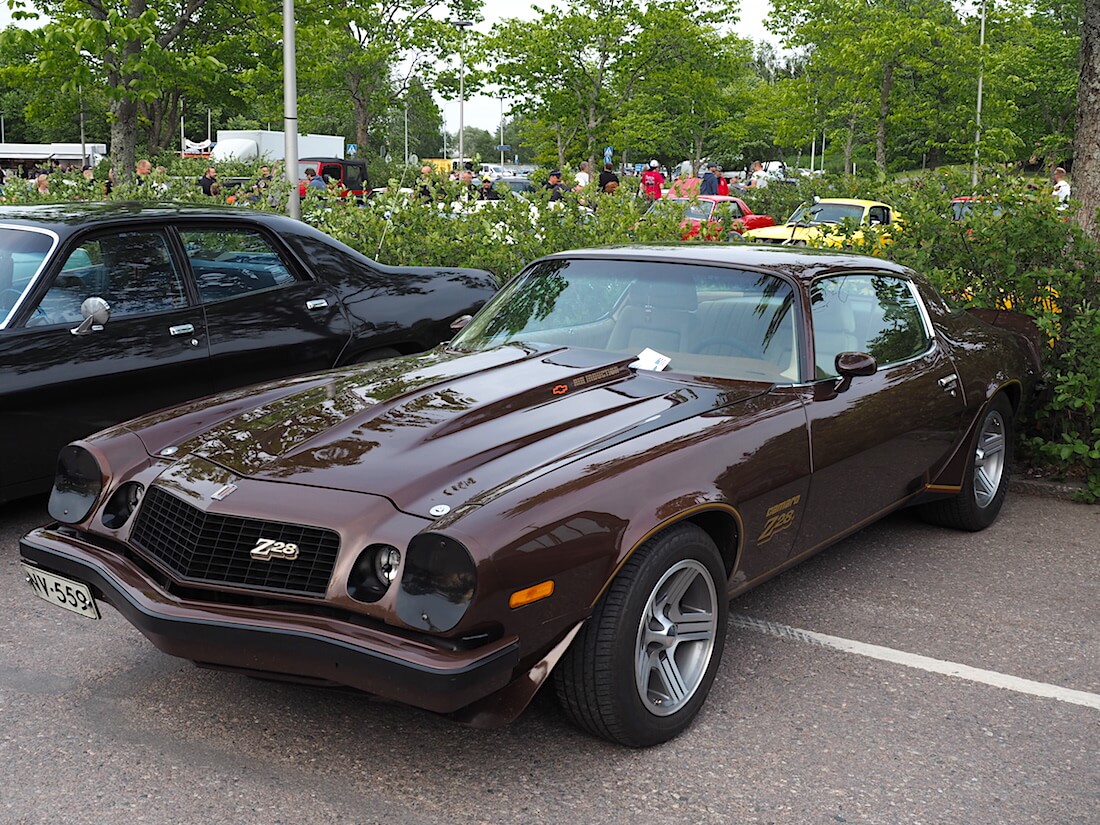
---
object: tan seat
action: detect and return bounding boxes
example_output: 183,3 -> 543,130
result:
607,276 -> 698,354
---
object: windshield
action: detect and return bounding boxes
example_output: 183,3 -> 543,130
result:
452,258 -> 800,383
668,199 -> 715,221
0,228 -> 56,327
788,201 -> 864,225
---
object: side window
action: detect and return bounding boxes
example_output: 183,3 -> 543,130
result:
811,274 -> 931,378
35,231 -> 186,324
321,164 -> 343,183
181,228 -> 298,303
344,164 -> 364,189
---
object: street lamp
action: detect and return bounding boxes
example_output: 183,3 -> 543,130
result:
451,20 -> 473,167
499,94 -> 506,167
972,0 -> 987,188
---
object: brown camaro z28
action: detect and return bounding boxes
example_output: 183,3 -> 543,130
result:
20,245 -> 1041,747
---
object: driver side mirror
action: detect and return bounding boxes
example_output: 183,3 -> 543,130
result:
70,296 -> 111,336
834,351 -> 877,393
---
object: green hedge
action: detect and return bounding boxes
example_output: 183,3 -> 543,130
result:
5,167 -> 1096,500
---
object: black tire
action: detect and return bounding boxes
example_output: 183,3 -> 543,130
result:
920,394 -> 1014,531
553,523 -> 728,747
352,347 -> 402,364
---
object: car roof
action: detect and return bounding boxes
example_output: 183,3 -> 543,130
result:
0,202 -> 314,242
538,244 -> 915,285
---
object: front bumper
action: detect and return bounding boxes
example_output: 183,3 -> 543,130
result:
20,526 -> 519,714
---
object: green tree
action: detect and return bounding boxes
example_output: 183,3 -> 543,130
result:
10,0 -> 227,180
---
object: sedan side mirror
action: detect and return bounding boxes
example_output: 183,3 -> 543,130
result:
834,351 -> 877,393
71,296 -> 111,336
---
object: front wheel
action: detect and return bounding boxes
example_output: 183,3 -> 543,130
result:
920,394 -> 1014,531
553,523 -> 727,747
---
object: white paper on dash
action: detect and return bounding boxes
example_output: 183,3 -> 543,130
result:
629,347 -> 671,371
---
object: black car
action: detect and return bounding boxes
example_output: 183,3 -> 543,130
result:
0,203 -> 497,503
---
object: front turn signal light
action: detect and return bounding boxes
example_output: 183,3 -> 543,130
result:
509,580 -> 554,609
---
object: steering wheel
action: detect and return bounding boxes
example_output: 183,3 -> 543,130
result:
691,336 -> 758,358
0,287 -> 51,324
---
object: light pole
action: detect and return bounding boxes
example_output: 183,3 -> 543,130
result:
499,95 -> 506,167
283,0 -> 301,219
404,100 -> 409,165
451,20 -> 473,167
972,0 -> 987,188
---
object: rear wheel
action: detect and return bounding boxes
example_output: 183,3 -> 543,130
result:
554,523 -> 727,747
920,394 -> 1014,531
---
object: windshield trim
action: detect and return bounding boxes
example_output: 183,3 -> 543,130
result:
0,224 -> 61,330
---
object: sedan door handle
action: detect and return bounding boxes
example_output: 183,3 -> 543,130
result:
169,324 -> 195,336
938,373 -> 959,396
306,299 -> 329,310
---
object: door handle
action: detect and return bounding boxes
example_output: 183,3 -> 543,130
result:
938,373 -> 959,396
169,324 -> 195,336
306,299 -> 329,310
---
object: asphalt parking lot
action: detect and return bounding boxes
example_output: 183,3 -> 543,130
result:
2,491 -> 1097,825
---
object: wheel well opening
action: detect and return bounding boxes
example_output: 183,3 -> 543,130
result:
999,383 -> 1022,415
687,510 -> 740,576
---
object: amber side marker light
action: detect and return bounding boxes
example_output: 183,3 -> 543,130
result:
509,580 -> 555,609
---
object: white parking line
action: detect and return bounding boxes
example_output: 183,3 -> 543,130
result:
731,615 -> 1100,711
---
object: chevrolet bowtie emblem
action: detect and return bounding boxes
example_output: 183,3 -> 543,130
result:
211,483 -> 238,501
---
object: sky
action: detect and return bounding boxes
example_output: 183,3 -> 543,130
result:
451,0 -> 778,133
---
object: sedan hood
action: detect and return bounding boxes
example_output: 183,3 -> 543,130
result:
167,346 -> 769,517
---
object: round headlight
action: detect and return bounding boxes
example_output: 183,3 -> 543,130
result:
102,482 -> 144,530
48,445 -> 104,524
396,533 -> 476,632
374,546 -> 401,584
347,544 -> 402,604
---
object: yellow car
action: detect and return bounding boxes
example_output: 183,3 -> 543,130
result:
743,198 -> 900,247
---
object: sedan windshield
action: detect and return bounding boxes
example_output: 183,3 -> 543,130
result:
452,258 -> 800,383
788,201 -> 864,225
0,228 -> 56,327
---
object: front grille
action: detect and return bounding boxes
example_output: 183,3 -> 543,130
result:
131,486 -> 339,597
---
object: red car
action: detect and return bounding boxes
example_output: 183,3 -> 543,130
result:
647,195 -> 776,241
297,157 -> 370,201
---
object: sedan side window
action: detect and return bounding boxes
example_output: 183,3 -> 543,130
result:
812,274 -> 931,378
35,231 -> 186,324
181,229 -> 298,303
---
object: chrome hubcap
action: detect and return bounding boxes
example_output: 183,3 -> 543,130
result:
635,559 -> 718,716
973,409 -> 1007,508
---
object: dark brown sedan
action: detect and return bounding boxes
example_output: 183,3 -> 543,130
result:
20,245 -> 1041,747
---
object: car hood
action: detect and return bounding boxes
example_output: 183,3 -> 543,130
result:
743,224 -> 822,241
164,346 -> 771,518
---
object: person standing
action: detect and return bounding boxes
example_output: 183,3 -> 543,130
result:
700,162 -> 720,196
1052,167 -> 1071,204
716,169 -> 729,196
639,160 -> 664,201
135,158 -> 153,184
746,161 -> 768,189
478,177 -> 502,201
574,161 -> 591,190
198,166 -> 218,196
307,167 -> 326,190
598,162 -> 619,193
544,170 -> 565,201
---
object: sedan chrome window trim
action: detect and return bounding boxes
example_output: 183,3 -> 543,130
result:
0,224 -> 61,330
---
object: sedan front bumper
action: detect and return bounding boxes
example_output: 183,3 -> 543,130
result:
20,526 -> 519,714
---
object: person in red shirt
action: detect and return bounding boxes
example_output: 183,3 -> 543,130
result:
639,160 -> 665,201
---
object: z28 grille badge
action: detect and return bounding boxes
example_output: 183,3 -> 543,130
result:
250,539 -> 300,561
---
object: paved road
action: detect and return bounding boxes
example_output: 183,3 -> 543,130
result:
2,492 -> 1097,825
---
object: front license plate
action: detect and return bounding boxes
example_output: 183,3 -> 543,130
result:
21,564 -> 101,620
